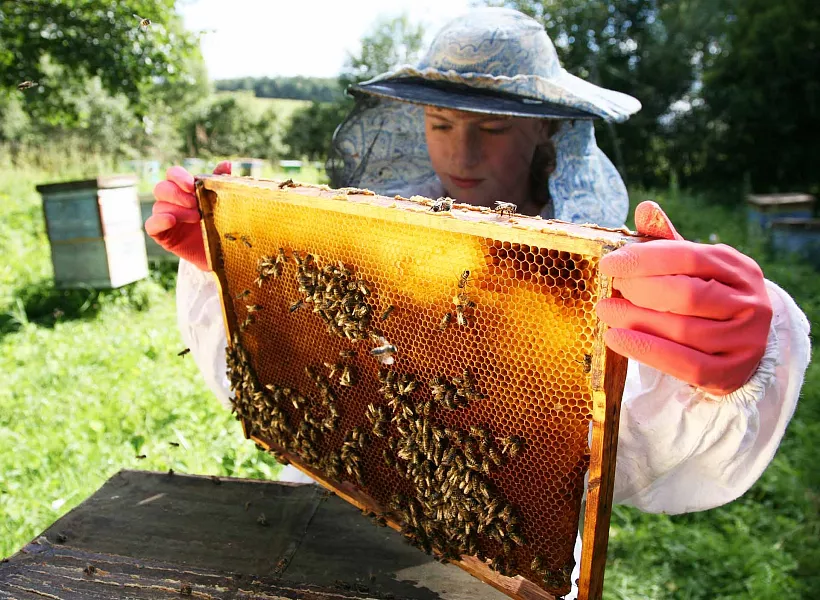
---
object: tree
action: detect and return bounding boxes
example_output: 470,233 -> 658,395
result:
180,95 -> 282,160
339,14 -> 426,89
497,0 -> 726,187
697,0 -> 820,193
0,0 -> 206,120
284,14 -> 425,161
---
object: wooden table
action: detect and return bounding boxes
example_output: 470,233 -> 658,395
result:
0,470 -> 509,599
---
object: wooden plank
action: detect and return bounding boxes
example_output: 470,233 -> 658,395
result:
1,470 -> 509,600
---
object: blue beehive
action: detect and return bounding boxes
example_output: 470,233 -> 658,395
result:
770,218 -> 820,268
139,192 -> 180,264
746,193 -> 815,237
36,175 -> 148,289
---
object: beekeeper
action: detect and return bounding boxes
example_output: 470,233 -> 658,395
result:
146,7 -> 810,598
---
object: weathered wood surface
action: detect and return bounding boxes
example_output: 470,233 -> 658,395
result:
0,470 -> 508,600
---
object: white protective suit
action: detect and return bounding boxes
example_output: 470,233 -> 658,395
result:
176,252 -> 810,598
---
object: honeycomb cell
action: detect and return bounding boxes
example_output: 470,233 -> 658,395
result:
199,177 -> 630,599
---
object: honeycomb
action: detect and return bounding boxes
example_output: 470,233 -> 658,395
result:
196,176 -> 633,600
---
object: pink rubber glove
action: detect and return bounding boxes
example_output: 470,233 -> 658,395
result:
145,161 -> 232,271
595,201 -> 773,396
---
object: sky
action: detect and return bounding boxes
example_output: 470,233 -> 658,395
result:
178,0 -> 475,80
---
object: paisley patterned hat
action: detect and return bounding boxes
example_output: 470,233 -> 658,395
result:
330,7 -> 642,227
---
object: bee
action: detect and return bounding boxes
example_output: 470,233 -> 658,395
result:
134,14 -> 152,29
357,280 -> 370,295
257,512 -> 269,527
438,312 -> 452,331
501,435 -> 524,457
16,81 -> 38,91
576,354 -> 592,373
278,179 -> 295,189
135,454 -> 147,459
210,475 -> 222,485
455,305 -> 469,326
370,343 -> 396,358
380,305 -> 395,321
224,233 -> 237,241
493,201 -> 517,217
429,197 -> 453,212
83,564 -> 97,576
289,299 -> 303,313
177,347 -> 190,357
246,304 -> 263,314
339,349 -> 357,359
339,365 -> 356,387
457,270 -> 470,289
276,247 -> 288,264
180,584 -> 193,596
169,442 -> 180,447
235,289 -> 251,300
508,528 -> 525,546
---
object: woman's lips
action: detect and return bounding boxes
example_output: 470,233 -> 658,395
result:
449,176 -> 484,189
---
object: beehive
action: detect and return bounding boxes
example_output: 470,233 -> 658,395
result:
196,176 -> 635,600
37,175 -> 148,289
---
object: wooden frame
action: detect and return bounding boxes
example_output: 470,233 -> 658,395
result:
196,176 -> 634,600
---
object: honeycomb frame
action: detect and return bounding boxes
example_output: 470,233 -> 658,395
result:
196,176 -> 634,600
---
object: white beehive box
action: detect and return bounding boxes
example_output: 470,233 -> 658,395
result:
36,175 -> 149,289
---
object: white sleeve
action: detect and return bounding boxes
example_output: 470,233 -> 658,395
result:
176,259 -> 233,411
612,279 -> 811,514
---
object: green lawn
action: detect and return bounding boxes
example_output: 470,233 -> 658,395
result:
0,168 -> 817,599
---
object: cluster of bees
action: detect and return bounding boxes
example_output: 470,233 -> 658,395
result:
221,243 -> 576,594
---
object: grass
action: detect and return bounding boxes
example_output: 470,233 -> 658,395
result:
0,169 -> 817,599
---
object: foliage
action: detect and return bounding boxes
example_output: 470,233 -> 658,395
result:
215,76 -> 341,103
178,93 -> 282,160
338,14 -> 425,89
282,101 -> 350,161
697,0 -> 820,193
0,0 -> 207,119
282,14 -> 425,162
496,0 -> 820,196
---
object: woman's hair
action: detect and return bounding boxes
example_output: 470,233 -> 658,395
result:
528,119 -> 560,218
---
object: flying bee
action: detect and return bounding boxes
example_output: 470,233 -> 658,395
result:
17,80 -> 38,91
575,353 -> 592,373
177,347 -> 190,357
339,365 -> 356,387
134,14 -> 152,29
235,289 -> 251,300
438,312 -> 452,331
289,299 -> 303,313
380,305 -> 395,321
224,233 -> 237,241
429,197 -> 453,212
493,201 -> 517,217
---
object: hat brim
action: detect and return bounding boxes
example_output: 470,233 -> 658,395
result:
349,78 -> 598,120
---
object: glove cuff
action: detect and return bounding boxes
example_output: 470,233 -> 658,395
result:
700,322 -> 780,406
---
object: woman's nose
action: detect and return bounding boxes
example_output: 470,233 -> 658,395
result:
451,129 -> 481,171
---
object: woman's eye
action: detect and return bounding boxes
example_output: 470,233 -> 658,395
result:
481,127 -> 511,135
431,124 -> 451,131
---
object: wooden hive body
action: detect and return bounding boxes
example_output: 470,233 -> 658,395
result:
196,176 -> 635,600
37,175 -> 148,289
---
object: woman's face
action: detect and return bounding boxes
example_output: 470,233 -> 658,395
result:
424,106 -> 549,212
